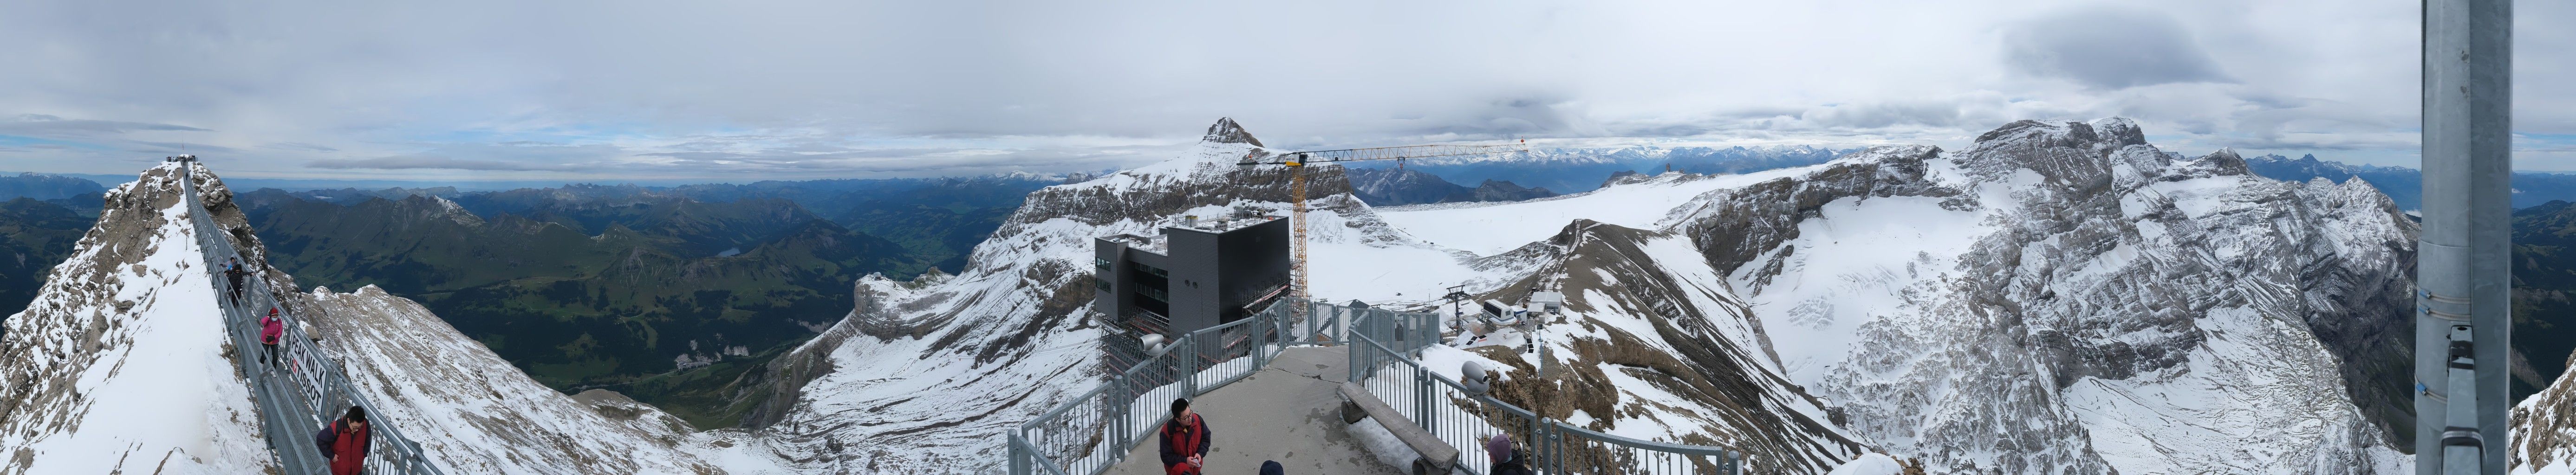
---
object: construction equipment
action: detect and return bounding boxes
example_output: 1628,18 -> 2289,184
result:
1238,141 -> 1529,323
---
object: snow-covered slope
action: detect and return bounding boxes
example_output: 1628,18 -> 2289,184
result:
0,163 -> 271,475
299,284 -> 787,475
753,118 -> 1515,471
745,118 -> 1885,473
1376,118 -> 2421,474
1699,119 -> 2412,475
179,163 -> 798,474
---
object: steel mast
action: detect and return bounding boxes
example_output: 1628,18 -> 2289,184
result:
2416,0 -> 2511,472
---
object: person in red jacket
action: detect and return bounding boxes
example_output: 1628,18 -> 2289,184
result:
315,406 -> 372,475
1159,398 -> 1212,475
260,308 -> 285,369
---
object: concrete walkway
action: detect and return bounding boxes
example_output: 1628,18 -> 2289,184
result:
1110,347 -> 1404,475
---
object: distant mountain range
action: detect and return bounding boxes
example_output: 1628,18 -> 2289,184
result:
1343,167 -> 1556,206
2244,153 -> 2576,210
1372,144 -> 1856,193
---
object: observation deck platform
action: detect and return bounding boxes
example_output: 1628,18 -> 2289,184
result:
1106,347 -> 1404,475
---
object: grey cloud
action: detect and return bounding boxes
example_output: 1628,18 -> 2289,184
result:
2003,6 -> 2232,90
0,114 -> 210,135
307,156 -> 597,172
4,0 -> 2569,176
307,142 -> 630,171
132,141 -> 237,152
262,142 -> 338,152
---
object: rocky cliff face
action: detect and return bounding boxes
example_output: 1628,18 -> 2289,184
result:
0,163 -> 270,475
1670,118 -> 2414,474
1461,219 -> 1867,474
2515,352 -> 2576,475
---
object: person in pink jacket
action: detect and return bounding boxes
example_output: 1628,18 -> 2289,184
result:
260,308 -> 285,369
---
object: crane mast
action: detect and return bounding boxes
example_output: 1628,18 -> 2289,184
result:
1241,141 -> 1527,327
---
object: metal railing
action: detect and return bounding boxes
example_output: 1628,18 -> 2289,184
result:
1011,298 -> 1394,475
1347,314 -> 1746,475
177,164 -> 445,475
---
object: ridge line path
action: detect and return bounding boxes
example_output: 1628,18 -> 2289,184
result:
178,162 -> 437,475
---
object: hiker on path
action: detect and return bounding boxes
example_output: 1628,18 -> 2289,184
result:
315,406 -> 372,475
1160,398 -> 1213,475
222,261 -> 249,305
260,308 -> 284,369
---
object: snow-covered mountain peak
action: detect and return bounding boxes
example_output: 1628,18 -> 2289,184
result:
0,162 -> 270,474
1202,116 -> 1264,147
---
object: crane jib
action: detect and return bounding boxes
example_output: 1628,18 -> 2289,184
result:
1237,142 -> 1528,166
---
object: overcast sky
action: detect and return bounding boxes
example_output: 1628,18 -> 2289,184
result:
2,0 -> 2569,182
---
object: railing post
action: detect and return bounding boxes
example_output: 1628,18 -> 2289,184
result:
1533,417 -> 1549,475
1008,432 -> 1030,475
1416,365 -> 1433,431
1181,334 -> 1199,398
1305,302 -> 1317,345
1548,422 -> 1563,475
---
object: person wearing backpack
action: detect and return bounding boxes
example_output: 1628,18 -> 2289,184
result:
314,406 -> 372,475
259,308 -> 285,369
222,262 -> 249,305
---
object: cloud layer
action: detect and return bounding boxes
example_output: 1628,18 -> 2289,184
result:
1,0 -> 2570,180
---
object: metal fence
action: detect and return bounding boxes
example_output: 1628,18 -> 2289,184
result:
1010,299 -> 1295,475
179,164 -> 445,475
1011,298 -> 1409,475
1009,295 -> 1743,475
1347,318 -> 1745,475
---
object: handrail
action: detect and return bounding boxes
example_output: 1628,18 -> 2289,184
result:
1011,298 -> 1354,475
1348,316 -> 1745,475
177,162 -> 445,475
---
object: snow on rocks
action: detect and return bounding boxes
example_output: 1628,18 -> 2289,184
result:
2516,352 -> 2576,475
1824,453 -> 1908,475
1693,118 -> 2414,474
1368,117 -> 2417,474
761,118 -> 1509,471
0,163 -> 272,475
305,284 -> 771,475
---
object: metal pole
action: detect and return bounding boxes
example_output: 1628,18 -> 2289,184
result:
2416,0 -> 2511,472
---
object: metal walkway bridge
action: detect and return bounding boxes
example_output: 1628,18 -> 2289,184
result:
177,162 -> 445,475
1008,300 -> 1748,475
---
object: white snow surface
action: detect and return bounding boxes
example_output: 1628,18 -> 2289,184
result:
1378,170 -> 1803,256
1360,118 -> 2417,474
1825,454 -> 1905,475
0,163 -> 271,475
306,284 -> 787,475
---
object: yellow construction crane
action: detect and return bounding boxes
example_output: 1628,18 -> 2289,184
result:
1238,141 -> 1529,321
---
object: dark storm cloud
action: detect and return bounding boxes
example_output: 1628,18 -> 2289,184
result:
2003,6 -> 2233,90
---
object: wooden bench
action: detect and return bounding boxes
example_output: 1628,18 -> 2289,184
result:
1338,381 -> 1460,475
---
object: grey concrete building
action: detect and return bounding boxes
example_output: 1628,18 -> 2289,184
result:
1093,213 -> 1292,344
